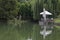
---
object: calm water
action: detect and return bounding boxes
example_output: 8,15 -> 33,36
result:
0,22 -> 60,40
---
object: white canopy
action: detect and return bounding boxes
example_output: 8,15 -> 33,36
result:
40,11 -> 52,15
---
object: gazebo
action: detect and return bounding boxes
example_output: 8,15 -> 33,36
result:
39,9 -> 53,29
39,8 -> 54,39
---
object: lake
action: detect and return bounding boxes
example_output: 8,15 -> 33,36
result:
0,21 -> 60,40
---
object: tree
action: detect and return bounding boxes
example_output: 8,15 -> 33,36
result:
31,0 -> 41,20
19,2 -> 33,20
0,0 -> 19,20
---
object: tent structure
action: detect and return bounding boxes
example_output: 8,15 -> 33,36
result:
39,8 -> 53,39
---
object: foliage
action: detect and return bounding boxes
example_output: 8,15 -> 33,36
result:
31,0 -> 40,20
0,0 -> 19,20
0,0 -> 60,21
31,0 -> 60,19
19,2 -> 33,20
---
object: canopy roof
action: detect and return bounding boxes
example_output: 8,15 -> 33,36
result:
40,11 -> 52,15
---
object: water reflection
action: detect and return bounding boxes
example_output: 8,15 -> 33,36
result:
0,21 -> 60,40
27,38 -> 32,40
7,21 -> 40,40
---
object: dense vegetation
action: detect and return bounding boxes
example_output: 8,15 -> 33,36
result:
0,0 -> 60,22
0,0 -> 19,22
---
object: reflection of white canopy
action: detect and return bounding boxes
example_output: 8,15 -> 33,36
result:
40,11 -> 52,15
40,30 -> 52,36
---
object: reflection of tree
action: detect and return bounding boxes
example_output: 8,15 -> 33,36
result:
32,24 -> 41,40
